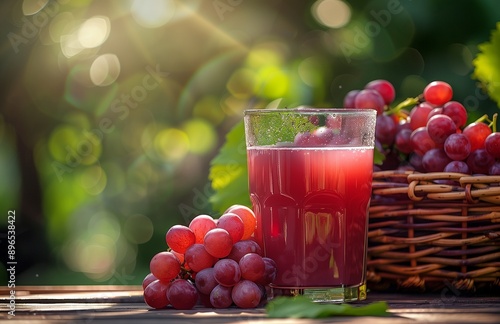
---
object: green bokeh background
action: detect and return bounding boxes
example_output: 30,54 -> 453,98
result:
0,0 -> 499,285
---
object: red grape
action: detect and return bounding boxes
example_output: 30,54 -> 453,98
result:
143,279 -> 170,309
426,114 -> 457,144
310,126 -> 334,145
427,107 -> 443,121
354,89 -> 385,115
294,131 -> 312,146
239,253 -> 265,282
189,215 -> 217,244
467,149 -> 495,174
444,133 -> 471,161
227,239 -> 263,262
213,258 -> 241,287
166,225 -> 196,254
210,285 -> 233,308
422,148 -> 451,172
410,127 -> 437,156
462,122 -> 492,152
142,273 -> 157,290
444,160 -> 470,174
224,205 -> 257,240
489,162 -> 500,175
217,213 -> 244,243
409,102 -> 434,130
259,257 -> 277,285
375,114 -> 397,145
343,90 -> 359,108
185,243 -> 217,272
149,251 -> 181,282
199,293 -> 214,308
485,132 -> 500,159
365,79 -> 395,105
442,101 -> 467,129
326,114 -> 342,129
423,81 -> 453,106
167,279 -> 199,310
204,228 -> 233,258
395,128 -> 413,154
409,153 -> 425,172
231,280 -> 262,309
194,267 -> 218,295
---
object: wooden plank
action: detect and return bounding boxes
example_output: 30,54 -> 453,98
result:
1,287 -> 499,323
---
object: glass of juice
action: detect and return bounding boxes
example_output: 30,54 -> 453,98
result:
244,108 -> 376,303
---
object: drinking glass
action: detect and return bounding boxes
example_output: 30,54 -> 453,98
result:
244,108 -> 376,303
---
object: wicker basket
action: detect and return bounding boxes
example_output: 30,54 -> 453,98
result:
367,170 -> 500,293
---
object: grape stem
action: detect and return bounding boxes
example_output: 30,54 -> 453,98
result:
386,95 -> 422,115
491,113 -> 498,132
472,113 -> 497,132
474,114 -> 490,124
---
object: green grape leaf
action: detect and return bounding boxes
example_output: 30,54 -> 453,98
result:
373,146 -> 385,165
473,22 -> 500,107
249,111 -> 316,146
266,295 -> 390,318
208,120 -> 250,214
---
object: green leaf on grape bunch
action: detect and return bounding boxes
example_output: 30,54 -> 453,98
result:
266,295 -> 390,318
473,22 -> 500,108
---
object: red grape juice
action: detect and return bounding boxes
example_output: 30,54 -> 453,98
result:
247,146 -> 373,289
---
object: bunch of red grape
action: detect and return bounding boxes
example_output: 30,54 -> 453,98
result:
142,204 -> 277,310
344,79 -> 500,175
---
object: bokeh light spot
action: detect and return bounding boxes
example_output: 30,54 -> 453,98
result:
60,32 -> 84,58
81,234 -> 116,276
312,0 -> 351,29
154,128 -> 190,162
227,68 -> 256,99
78,16 -> 110,48
400,74 -> 428,99
63,233 -> 116,280
298,56 -> 326,87
447,43 -> 474,76
50,12 -> 75,43
80,165 -> 107,195
193,96 -> 225,126
88,211 -> 121,243
256,66 -> 289,98
131,0 -> 176,28
48,124 -> 101,166
123,214 -> 153,244
90,54 -> 121,86
183,119 -> 217,155
22,0 -> 49,15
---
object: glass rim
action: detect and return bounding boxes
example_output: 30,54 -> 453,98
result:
244,108 -> 377,116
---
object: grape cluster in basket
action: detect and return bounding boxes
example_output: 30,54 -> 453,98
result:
142,204 -> 277,310
345,80 -> 500,175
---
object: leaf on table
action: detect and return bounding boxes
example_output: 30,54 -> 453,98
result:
473,21 -> 500,107
266,295 -> 390,318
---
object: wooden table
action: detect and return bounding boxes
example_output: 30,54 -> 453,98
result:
1,286 -> 499,323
